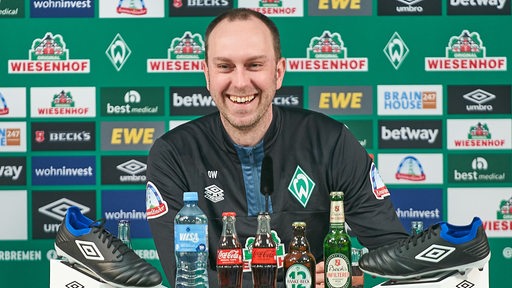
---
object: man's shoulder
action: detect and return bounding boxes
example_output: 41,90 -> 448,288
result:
159,112 -> 219,142
277,106 -> 342,128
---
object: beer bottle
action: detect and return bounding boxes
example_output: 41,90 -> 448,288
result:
217,212 -> 243,288
117,219 -> 132,249
323,191 -> 351,288
284,222 -> 316,288
251,212 -> 278,288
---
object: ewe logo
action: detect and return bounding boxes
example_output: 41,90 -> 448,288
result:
308,0 -> 371,16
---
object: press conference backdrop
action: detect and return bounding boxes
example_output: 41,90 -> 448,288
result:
1,0 -> 511,287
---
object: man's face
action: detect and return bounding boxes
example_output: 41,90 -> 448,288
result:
203,17 -> 285,131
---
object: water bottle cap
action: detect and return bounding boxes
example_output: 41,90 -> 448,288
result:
183,192 -> 198,201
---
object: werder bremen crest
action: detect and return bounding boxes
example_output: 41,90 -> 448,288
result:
288,166 -> 315,207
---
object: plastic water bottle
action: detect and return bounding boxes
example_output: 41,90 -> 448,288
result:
174,192 -> 209,288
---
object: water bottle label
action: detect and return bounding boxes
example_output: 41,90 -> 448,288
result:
175,224 -> 208,252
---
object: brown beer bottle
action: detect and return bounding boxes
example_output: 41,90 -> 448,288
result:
217,212 -> 243,288
251,212 -> 277,288
323,191 -> 352,288
284,222 -> 316,288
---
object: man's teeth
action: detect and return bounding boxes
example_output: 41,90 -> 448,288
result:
230,95 -> 255,103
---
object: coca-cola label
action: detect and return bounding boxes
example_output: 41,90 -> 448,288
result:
251,247 -> 277,265
217,248 -> 243,265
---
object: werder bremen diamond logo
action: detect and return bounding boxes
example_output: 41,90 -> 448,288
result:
106,33 -> 131,71
288,166 -> 315,207
384,32 -> 409,70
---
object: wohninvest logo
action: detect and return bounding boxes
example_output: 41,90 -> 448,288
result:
102,190 -> 152,238
147,31 -> 204,72
32,156 -> 95,185
425,30 -> 506,71
286,30 -> 368,72
30,0 -> 94,18
8,32 -> 90,73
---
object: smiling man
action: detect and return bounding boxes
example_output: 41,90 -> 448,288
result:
146,8 -> 408,288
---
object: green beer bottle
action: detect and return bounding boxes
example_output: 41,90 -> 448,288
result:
323,191 -> 352,288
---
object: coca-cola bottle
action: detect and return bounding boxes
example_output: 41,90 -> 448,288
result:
251,212 -> 277,288
217,212 -> 243,288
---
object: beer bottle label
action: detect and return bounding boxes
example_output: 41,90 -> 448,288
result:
285,264 -> 312,288
217,248 -> 243,265
251,247 -> 276,265
325,253 -> 351,288
329,200 -> 345,224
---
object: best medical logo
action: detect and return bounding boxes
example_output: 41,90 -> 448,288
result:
286,31 -> 368,72
8,32 -> 90,73
425,30 -> 506,71
448,154 -> 511,184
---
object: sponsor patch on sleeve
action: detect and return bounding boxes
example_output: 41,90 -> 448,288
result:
369,162 -> 390,200
146,181 -> 168,219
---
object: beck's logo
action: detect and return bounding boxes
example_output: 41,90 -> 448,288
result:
286,31 -> 368,72
147,31 -> 205,73
288,166 -> 315,207
8,32 -> 90,73
425,30 -> 506,71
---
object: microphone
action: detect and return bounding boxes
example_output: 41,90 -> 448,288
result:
260,155 -> 274,213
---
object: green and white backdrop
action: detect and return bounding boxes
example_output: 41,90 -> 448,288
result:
1,0 -> 511,287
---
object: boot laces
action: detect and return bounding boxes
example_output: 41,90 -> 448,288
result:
90,219 -> 131,258
398,224 -> 439,253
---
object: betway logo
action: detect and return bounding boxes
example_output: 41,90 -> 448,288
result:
381,126 -> 439,143
172,93 -> 216,107
450,0 -> 507,9
0,165 -> 22,180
